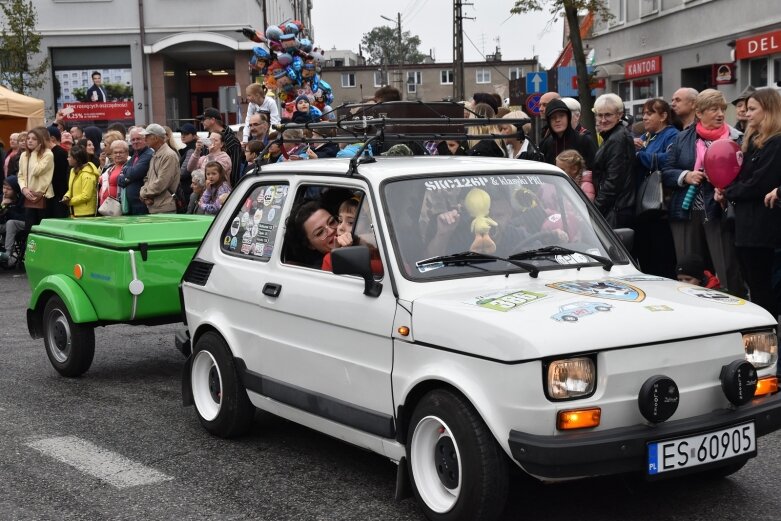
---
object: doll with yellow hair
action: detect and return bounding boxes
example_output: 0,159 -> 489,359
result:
464,188 -> 498,254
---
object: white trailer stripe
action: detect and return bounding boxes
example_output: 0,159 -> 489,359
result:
26,436 -> 173,488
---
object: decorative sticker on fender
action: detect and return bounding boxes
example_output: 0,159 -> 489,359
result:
677,286 -> 746,305
645,305 -> 673,312
466,289 -> 550,312
551,301 -> 613,322
546,279 -> 646,302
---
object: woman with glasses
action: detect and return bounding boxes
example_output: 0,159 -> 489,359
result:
662,89 -> 746,297
591,93 -> 636,228
283,200 -> 339,268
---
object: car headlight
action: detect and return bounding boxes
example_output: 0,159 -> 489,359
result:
546,357 -> 596,400
743,331 -> 778,369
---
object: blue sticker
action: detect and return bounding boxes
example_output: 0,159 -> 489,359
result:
547,279 -> 646,302
551,301 -> 613,322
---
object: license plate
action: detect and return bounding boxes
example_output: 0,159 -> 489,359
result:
647,422 -> 756,475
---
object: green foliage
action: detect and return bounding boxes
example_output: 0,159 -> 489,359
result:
361,26 -> 426,66
0,0 -> 49,95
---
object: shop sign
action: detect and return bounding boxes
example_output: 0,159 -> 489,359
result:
62,101 -> 135,122
712,63 -> 736,85
624,56 -> 662,80
736,30 -> 781,60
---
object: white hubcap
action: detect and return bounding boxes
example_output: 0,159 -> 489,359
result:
410,415 -> 462,513
191,350 -> 222,421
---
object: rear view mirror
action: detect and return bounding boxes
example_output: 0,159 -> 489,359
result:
331,246 -> 382,297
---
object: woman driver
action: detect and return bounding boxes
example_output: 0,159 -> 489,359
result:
283,200 -> 338,268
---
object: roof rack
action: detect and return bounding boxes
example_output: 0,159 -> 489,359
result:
252,100 -> 530,176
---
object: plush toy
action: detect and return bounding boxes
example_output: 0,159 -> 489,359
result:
464,188 -> 498,254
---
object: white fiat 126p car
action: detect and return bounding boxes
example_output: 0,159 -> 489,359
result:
179,153 -> 780,521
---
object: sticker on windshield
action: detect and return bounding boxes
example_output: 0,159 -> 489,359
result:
551,301 -> 613,322
547,279 -> 646,302
554,253 -> 589,265
416,261 -> 444,273
677,287 -> 745,305
467,289 -> 549,312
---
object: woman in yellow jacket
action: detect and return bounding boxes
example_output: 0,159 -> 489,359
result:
17,127 -> 55,228
62,145 -> 100,217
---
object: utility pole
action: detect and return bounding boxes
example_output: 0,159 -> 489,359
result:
381,13 -> 403,99
453,0 -> 473,102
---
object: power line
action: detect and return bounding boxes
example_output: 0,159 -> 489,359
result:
463,31 -> 510,82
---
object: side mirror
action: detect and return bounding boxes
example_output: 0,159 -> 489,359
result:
613,228 -> 634,251
331,246 -> 382,297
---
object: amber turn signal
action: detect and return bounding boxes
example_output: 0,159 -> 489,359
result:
557,408 -> 601,430
755,376 -> 778,397
397,326 -> 410,337
73,264 -> 83,279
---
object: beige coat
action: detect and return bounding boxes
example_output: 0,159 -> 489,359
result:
17,150 -> 55,199
139,143 -> 180,214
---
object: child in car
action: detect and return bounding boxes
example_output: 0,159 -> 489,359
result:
322,196 -> 383,274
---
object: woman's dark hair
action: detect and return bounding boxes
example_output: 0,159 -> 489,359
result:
83,125 -> 103,156
641,98 -> 673,126
77,138 -> 100,167
283,200 -> 327,267
69,145 -> 89,170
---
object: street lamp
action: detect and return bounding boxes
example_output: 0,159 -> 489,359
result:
380,13 -> 403,98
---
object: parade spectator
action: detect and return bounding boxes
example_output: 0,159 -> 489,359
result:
500,111 -> 543,161
374,86 -> 401,103
69,126 -> 84,141
310,128 -> 339,158
98,130 -> 124,169
47,124 -> 71,218
242,140 -> 264,177
117,126 -> 154,215
5,131 -> 26,179
247,113 -> 270,145
86,71 -> 108,102
18,127 -> 54,229
436,140 -> 466,155
0,138 -> 5,180
556,150 -> 594,201
663,89 -> 745,297
3,134 -> 18,179
62,145 -> 100,218
83,126 -> 103,158
591,93 -> 636,228
76,138 -> 100,168
731,85 -> 756,133
283,200 -> 338,268
243,83 -> 267,143
198,107 -> 242,186
107,122 -> 128,139
561,97 -> 591,137
540,99 -> 597,168
0,175 -> 25,267
187,169 -> 206,214
163,125 -> 180,156
198,161 -> 232,215
99,140 -> 129,209
633,98 -> 679,277
671,87 -> 698,130
676,253 -> 721,289
258,83 -> 281,126
178,123 -> 198,202
466,103 -> 504,157
60,132 -> 73,152
471,92 -> 499,113
139,123 -> 180,214
187,132 -> 232,174
539,91 -> 561,119
716,88 -> 781,316
259,133 -> 283,165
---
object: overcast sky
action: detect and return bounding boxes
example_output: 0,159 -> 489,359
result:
310,0 -> 566,68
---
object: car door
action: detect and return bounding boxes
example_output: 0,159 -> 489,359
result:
251,180 -> 397,439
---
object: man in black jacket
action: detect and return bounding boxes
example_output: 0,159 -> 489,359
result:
47,125 -> 71,218
539,99 -> 597,168
198,108 -> 242,187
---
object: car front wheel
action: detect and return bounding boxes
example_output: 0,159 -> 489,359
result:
190,331 -> 255,438
407,389 -> 508,521
42,295 -> 95,377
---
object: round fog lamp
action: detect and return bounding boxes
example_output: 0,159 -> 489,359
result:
720,360 -> 757,406
638,375 -> 679,423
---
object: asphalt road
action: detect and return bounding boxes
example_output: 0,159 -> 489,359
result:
2,269 -> 780,521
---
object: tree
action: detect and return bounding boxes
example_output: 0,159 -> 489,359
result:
361,26 -> 426,66
0,0 -> 49,95
511,1 -> 612,135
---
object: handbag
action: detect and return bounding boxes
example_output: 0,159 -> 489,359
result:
98,196 -> 122,216
635,154 -> 666,219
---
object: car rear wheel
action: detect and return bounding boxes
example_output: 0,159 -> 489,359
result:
42,296 -> 95,377
190,331 -> 254,438
407,389 -> 508,521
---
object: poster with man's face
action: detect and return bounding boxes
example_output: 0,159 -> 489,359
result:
55,67 -> 135,124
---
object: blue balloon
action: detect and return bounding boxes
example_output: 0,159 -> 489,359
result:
291,56 -> 303,72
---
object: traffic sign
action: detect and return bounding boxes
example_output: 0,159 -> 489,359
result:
526,94 -> 542,117
572,76 -> 606,90
525,71 -> 548,94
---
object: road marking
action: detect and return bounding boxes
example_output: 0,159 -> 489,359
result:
26,436 -> 173,489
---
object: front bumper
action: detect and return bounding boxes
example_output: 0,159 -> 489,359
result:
508,392 -> 781,479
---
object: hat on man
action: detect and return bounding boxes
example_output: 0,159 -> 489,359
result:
197,107 -> 222,121
180,123 -> 197,135
140,123 -> 167,138
731,85 -> 756,106
47,124 -> 62,141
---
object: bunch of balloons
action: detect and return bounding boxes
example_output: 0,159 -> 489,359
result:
241,21 -> 334,107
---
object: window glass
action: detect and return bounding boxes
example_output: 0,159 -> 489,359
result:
773,57 -> 781,87
476,69 -> 491,84
632,78 -> 655,100
750,58 -> 768,87
374,70 -> 387,87
341,73 -> 356,88
221,183 -> 289,261
617,81 -> 631,101
441,70 -> 454,84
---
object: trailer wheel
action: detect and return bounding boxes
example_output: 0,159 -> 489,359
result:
42,296 -> 95,377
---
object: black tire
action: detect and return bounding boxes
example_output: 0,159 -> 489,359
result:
406,389 -> 509,521
190,331 -> 255,438
562,315 -> 578,322
42,296 -> 95,377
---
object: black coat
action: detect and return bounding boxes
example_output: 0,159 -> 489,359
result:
540,127 -> 597,169
467,139 -> 504,157
724,135 -> 781,248
593,124 -> 636,218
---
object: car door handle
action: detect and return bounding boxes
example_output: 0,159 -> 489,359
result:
262,283 -> 282,298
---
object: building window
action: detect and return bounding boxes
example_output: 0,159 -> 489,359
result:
609,0 -> 625,26
640,0 -> 658,17
440,69 -> 454,84
615,76 -> 660,116
341,73 -> 356,88
406,71 -> 421,94
750,59 -> 768,87
476,69 -> 491,84
509,67 -> 523,81
373,70 -> 388,87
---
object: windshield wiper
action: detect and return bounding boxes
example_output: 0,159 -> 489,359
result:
416,250 -> 540,277
509,246 -> 613,272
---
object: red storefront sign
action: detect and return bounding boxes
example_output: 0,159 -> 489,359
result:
736,30 -> 781,60
624,56 -> 662,80
572,76 -> 607,89
62,101 -> 134,121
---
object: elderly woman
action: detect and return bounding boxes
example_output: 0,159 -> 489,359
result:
715,88 -> 781,316
186,132 -> 232,174
5,131 -> 27,179
186,169 -> 207,215
662,89 -> 745,297
591,93 -> 636,227
99,139 -> 129,209
633,98 -> 680,277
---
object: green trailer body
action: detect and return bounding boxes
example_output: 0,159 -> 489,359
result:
25,215 -> 212,376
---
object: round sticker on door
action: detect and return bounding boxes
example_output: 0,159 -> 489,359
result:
251,224 -> 259,237
240,212 -> 250,228
267,208 -> 276,222
230,217 -> 240,236
263,186 -> 276,206
253,209 -> 263,224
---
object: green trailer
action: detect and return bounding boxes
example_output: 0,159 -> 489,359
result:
25,215 -> 212,377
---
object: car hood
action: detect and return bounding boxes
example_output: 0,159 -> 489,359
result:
409,275 -> 774,362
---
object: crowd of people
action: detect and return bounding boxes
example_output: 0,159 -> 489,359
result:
1,82 -> 781,320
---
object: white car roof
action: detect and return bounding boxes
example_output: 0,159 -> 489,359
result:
254,156 -> 565,182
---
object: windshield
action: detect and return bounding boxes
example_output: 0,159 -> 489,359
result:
383,172 -> 630,280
